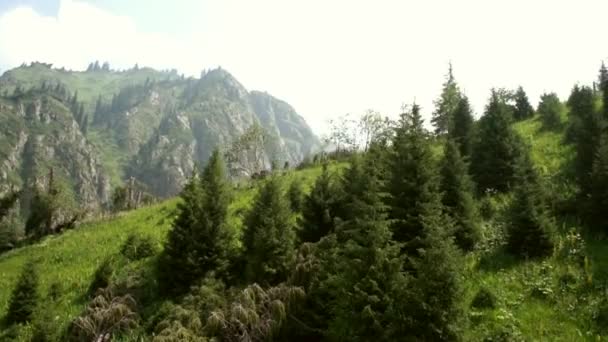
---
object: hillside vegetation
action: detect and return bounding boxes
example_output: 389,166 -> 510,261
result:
0,114 -> 607,341
3,63 -> 608,342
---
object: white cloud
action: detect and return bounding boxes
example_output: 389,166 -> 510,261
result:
0,0 -> 204,74
1,0 -> 608,135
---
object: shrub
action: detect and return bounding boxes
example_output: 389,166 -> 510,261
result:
121,234 -> 159,261
68,287 -> 139,342
471,287 -> 497,309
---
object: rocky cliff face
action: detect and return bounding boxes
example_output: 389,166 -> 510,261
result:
0,93 -> 111,214
0,63 -> 319,205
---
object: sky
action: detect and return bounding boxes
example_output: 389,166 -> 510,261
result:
0,0 -> 607,135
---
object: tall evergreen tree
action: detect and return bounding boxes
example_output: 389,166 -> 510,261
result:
599,62 -> 608,120
566,85 -> 602,194
158,150 -> 235,294
449,95 -> 475,158
471,90 -> 522,193
537,92 -> 563,130
6,259 -> 39,324
319,154 -> 410,341
389,103 -> 443,254
243,173 -> 295,285
513,86 -> 534,121
403,220 -> 463,340
506,150 -> 554,258
432,63 -> 461,135
297,163 -> 341,243
440,140 -> 481,251
589,134 -> 608,231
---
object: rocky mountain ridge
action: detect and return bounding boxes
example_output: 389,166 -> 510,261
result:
0,62 -> 320,212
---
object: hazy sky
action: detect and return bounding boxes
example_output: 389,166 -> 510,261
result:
0,0 -> 607,134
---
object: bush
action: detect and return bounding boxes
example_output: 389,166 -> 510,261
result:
595,299 -> 608,332
471,287 -> 497,309
121,234 -> 159,261
68,287 -> 139,341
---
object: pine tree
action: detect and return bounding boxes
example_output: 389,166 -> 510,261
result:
158,150 -> 235,294
589,134 -> 608,232
243,173 -> 296,285
600,62 -> 608,120
432,62 -> 461,135
471,90 -> 522,193
440,140 -> 481,251
449,95 -> 475,158
297,163 -> 341,243
287,176 -> 304,213
513,86 -> 534,121
389,103 -> 443,254
507,150 -> 554,258
566,85 -> 602,194
403,221 -> 463,340
6,259 -> 39,324
321,154 -> 409,341
537,92 -> 563,130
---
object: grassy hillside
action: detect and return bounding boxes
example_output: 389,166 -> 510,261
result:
0,166 -> 327,339
0,116 -> 607,340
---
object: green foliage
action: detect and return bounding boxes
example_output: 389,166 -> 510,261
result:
566,85 -> 601,194
121,233 -> 159,261
471,287 -> 497,309
471,89 -> 522,193
404,222 -> 464,340
507,151 -> 555,258
159,150 -> 236,294
5,259 -> 39,325
243,173 -> 296,285
440,139 -> 482,251
589,134 -> 608,231
389,103 -> 442,253
513,86 -> 534,121
450,95 -> 475,158
287,176 -> 305,212
432,62 -> 462,134
537,92 -> 564,130
297,163 -> 341,243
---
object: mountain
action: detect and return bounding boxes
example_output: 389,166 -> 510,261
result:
0,62 -> 320,209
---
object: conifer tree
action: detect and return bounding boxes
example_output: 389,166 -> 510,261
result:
513,86 -> 534,121
589,134 -> 608,231
404,221 -> 463,340
599,62 -> 608,120
507,150 -> 554,258
6,259 -> 39,324
243,173 -> 295,285
471,90 -> 522,193
297,163 -> 341,243
566,85 -> 602,194
432,63 -> 461,135
389,103 -> 443,254
158,150 -> 235,294
440,140 -> 481,251
449,95 -> 475,158
537,92 -> 563,130
321,154 -> 409,341
287,176 -> 304,213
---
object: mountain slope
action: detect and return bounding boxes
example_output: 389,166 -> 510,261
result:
0,63 -> 320,205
